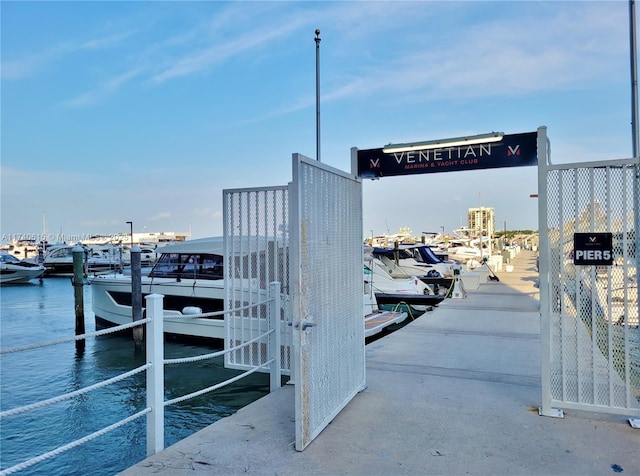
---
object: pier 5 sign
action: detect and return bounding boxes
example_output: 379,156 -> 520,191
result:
573,232 -> 613,266
356,131 -> 538,178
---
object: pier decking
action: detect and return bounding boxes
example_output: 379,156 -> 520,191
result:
121,250 -> 639,475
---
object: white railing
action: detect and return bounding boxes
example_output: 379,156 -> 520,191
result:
0,282 -> 282,475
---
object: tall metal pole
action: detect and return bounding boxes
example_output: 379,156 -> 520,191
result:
630,1 -> 640,335
126,221 -> 133,248
315,29 -> 321,162
631,1 -> 639,156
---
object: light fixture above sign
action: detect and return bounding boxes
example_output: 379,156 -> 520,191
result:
382,131 -> 504,153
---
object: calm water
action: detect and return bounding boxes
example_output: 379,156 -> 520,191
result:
0,277 -> 270,475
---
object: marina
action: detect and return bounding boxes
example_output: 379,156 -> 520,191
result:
1,157 -> 637,474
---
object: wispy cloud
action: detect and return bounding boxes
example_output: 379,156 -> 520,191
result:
272,1 -> 628,113
2,43 -> 74,80
61,66 -> 143,108
1,31 -> 135,81
149,17 -> 307,83
149,212 -> 172,221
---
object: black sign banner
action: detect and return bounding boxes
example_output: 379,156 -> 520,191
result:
356,131 -> 538,178
573,232 -> 614,266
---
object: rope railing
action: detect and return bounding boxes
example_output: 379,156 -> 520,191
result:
163,297 -> 273,320
165,328 -> 274,366
0,409 -> 151,476
165,359 -> 274,407
0,282 -> 283,475
0,319 -> 149,355
0,364 -> 150,419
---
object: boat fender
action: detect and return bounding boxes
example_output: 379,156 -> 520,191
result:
182,306 -> 203,315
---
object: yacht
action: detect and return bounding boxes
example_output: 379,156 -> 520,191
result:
42,244 -> 125,276
91,237 -> 415,342
0,252 -> 45,284
0,239 -> 40,261
90,237 -> 227,340
371,244 -> 454,278
364,247 -> 445,316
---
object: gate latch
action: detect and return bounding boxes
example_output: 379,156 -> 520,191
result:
291,320 -> 315,330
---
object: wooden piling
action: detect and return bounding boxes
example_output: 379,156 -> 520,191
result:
72,245 -> 85,352
131,246 -> 144,346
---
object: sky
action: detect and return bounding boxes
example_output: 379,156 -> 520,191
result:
1,0 -> 637,243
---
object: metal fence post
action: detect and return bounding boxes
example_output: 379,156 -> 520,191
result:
145,293 -> 165,456
269,282 -> 282,392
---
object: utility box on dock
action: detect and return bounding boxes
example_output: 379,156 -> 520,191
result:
488,255 -> 503,272
461,272 -> 480,289
451,264 -> 467,299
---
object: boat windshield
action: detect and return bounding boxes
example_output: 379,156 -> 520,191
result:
148,253 -> 223,280
372,248 -> 413,260
413,246 -> 444,264
0,253 -> 21,264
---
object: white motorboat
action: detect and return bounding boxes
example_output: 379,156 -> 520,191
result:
90,237 -> 229,340
91,236 -> 415,342
364,247 -> 445,316
371,244 -> 454,278
43,244 -> 125,276
0,252 -> 45,284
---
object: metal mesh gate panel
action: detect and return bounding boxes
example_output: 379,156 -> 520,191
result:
223,185 -> 292,375
291,154 -> 365,451
539,157 -> 639,418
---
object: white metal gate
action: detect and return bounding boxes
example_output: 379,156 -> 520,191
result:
290,153 -> 365,451
223,185 -> 292,375
538,139 -> 640,420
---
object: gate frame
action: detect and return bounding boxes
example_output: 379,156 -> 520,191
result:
537,126 -> 640,425
290,153 -> 366,451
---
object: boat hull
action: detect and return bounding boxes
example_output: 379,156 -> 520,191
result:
0,266 -> 45,284
374,292 -> 445,313
90,274 -> 226,340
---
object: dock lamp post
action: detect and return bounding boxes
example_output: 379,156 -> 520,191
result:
502,220 -> 507,249
126,221 -> 133,248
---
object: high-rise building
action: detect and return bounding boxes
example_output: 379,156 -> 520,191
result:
468,207 -> 495,237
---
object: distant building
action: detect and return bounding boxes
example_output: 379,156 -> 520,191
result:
129,231 -> 190,244
83,231 -> 191,246
468,207 -> 494,237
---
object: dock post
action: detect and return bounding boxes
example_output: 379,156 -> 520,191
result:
269,282 -> 282,392
146,293 -> 165,456
131,246 -> 143,346
72,245 -> 86,352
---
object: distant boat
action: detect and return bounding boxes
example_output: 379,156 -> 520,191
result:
42,245 -> 124,276
364,247 -> 446,316
0,252 -> 45,284
0,239 -> 40,261
370,244 -> 455,278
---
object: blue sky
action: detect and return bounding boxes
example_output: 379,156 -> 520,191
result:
1,1 -> 636,242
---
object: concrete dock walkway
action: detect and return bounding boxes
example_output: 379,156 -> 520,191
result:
121,250 -> 639,475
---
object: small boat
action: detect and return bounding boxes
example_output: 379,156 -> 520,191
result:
371,244 -> 455,278
370,244 -> 455,294
364,247 -> 445,316
363,275 -> 408,339
0,252 -> 45,284
42,244 -> 125,276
